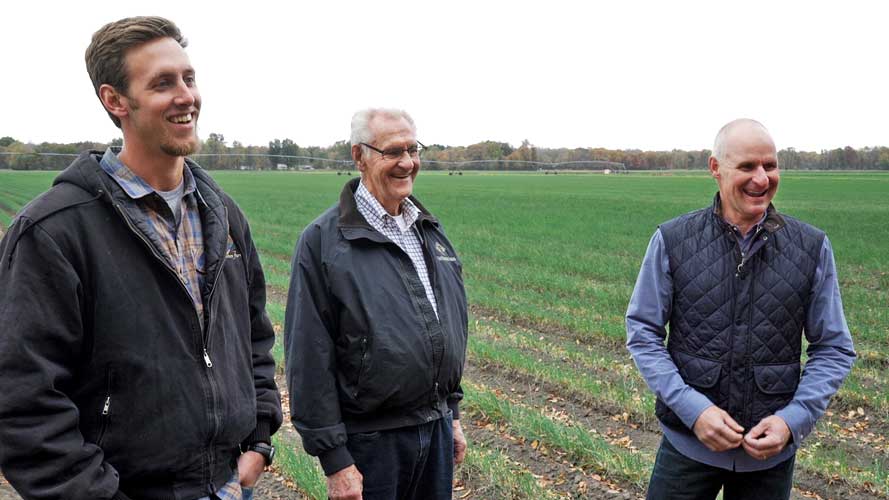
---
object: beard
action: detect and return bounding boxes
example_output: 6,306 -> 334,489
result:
161,125 -> 201,157
161,136 -> 200,157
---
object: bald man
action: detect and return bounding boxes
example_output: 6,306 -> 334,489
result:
625,119 -> 855,499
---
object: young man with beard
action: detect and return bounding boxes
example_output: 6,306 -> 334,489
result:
626,119 -> 855,499
285,109 -> 468,500
0,17 -> 281,500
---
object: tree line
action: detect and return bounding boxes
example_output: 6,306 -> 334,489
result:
2,135 -> 889,171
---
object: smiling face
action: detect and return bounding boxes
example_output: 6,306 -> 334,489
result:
355,114 -> 420,215
118,37 -> 201,158
710,122 -> 779,232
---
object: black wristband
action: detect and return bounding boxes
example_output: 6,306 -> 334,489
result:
247,442 -> 275,466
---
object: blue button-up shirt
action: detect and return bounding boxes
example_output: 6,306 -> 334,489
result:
626,218 -> 856,471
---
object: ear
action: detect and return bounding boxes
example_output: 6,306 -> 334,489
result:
99,84 -> 129,121
708,156 -> 720,179
351,144 -> 366,172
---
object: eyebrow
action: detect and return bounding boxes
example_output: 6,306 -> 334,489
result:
148,67 -> 195,83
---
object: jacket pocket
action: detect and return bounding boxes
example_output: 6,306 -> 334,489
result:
96,366 -> 114,448
673,349 -> 721,389
753,362 -> 800,395
352,336 -> 369,398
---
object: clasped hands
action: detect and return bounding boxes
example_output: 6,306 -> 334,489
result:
692,406 -> 791,460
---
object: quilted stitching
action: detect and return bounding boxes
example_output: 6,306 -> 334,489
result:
656,206 -> 824,430
754,363 -> 801,394
674,350 -> 722,388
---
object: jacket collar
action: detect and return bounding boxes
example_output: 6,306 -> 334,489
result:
53,151 -> 230,284
337,177 -> 438,241
710,192 -> 785,234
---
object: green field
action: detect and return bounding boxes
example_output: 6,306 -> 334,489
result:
1,169 -> 887,499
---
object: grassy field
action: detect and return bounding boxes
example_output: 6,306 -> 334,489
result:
1,169 -> 887,499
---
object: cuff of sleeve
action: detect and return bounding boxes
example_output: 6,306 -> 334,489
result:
674,390 -> 715,430
241,418 -> 273,449
319,444 -> 355,476
448,400 -> 460,420
775,402 -> 813,445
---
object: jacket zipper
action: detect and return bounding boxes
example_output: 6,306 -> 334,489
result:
202,226 -> 228,369
195,206 -> 229,486
742,226 -> 765,425
354,336 -> 369,398
96,367 -> 113,447
420,225 -> 446,406
111,199 -> 226,485
728,228 -> 742,418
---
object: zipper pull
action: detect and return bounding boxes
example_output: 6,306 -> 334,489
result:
102,396 -> 111,415
203,349 -> 213,368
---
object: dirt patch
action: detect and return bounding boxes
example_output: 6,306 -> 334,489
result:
268,284 -> 289,308
461,418 -> 644,499
793,470 -> 881,500
0,475 -> 19,500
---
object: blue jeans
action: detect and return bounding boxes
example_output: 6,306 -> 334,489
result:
646,438 -> 795,500
346,413 -> 454,500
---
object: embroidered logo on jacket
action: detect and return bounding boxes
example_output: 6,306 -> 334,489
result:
435,241 -> 457,262
225,237 -> 242,260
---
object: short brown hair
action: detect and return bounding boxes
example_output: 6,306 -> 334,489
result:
85,16 -> 187,128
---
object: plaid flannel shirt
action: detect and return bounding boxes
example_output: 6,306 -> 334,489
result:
354,181 -> 438,316
99,149 -> 206,324
200,472 -> 245,500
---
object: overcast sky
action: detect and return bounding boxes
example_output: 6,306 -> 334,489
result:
3,1 -> 887,151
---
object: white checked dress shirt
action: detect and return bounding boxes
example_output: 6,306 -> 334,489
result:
354,181 -> 438,317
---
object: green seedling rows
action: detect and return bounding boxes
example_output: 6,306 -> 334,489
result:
1,169 -> 887,498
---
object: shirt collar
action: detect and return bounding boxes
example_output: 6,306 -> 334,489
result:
100,147 -> 197,201
355,180 -> 419,230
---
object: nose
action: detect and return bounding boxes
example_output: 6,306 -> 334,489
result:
174,79 -> 197,107
751,166 -> 769,186
397,151 -> 416,168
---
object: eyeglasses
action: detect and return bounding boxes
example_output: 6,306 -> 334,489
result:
361,141 -> 425,161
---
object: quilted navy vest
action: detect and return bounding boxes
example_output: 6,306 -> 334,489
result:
656,195 -> 824,433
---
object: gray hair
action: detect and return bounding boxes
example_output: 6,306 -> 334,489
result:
712,118 -> 770,161
350,108 -> 417,147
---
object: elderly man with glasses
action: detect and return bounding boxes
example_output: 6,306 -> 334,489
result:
284,108 -> 469,500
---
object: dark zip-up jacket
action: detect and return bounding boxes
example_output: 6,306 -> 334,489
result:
0,152 -> 282,500
285,178 -> 468,476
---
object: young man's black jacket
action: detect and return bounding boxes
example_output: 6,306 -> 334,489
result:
0,152 -> 282,500
285,178 -> 468,476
